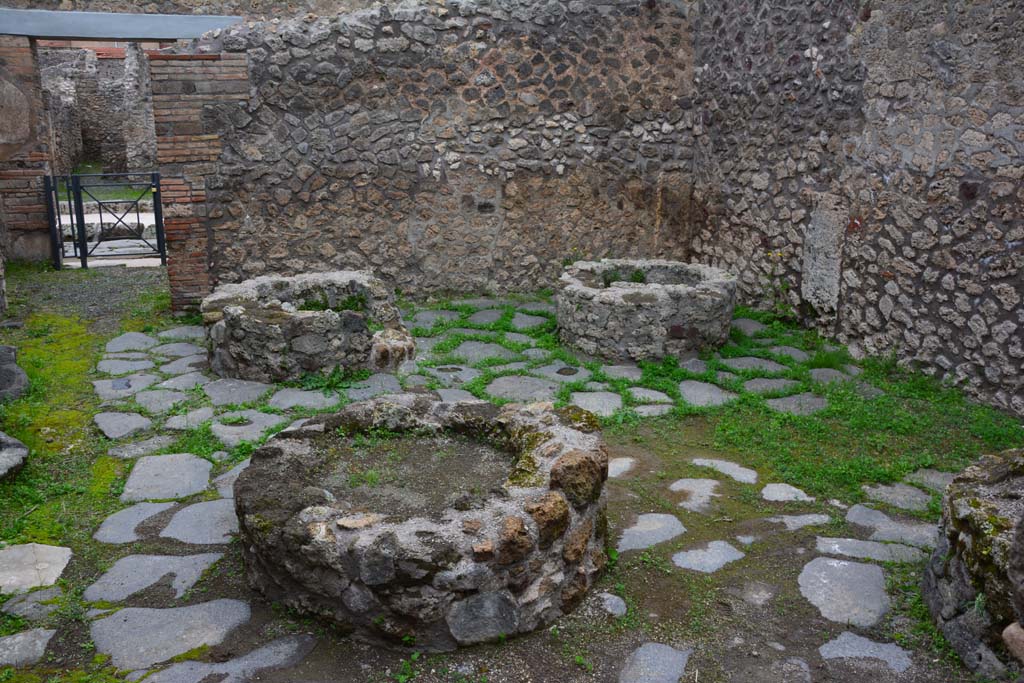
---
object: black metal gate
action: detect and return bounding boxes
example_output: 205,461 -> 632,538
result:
45,172 -> 166,269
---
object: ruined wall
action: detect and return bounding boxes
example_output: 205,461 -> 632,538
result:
4,0 -> 388,19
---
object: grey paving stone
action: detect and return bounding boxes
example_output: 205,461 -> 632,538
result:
672,541 -> 745,573
486,375 -> 558,402
618,642 -> 692,683
93,373 -> 159,400
444,327 -> 495,339
106,332 -> 159,353
809,367 -> 849,384
534,360 -> 591,383
769,346 -> 810,362
765,392 -> 828,415
1,586 -> 62,621
731,318 -> 766,335
815,537 -> 925,563
346,373 -> 402,401
743,378 -> 800,394
843,364 -> 863,376
268,388 -> 338,410
510,312 -> 547,329
413,336 -> 440,354
0,544 -> 72,594
598,592 -> 627,618
570,391 -> 622,417
84,553 -> 222,602
903,468 -> 955,492
98,358 -> 155,375
90,599 -> 250,670
109,435 -> 176,459
214,459 -> 250,498
121,454 -> 211,502
0,431 -> 28,482
159,355 -> 208,376
617,513 -> 686,552
818,632 -> 912,673
797,557 -> 888,627
490,361 -> 530,373
680,358 -> 708,373
436,388 -> 479,403
608,457 -> 636,478
135,390 -> 188,414
678,380 -> 737,407
95,412 -> 152,440
716,371 -> 739,383
517,301 -> 555,314
854,382 -> 885,399
862,482 -> 932,511
761,483 -> 814,502
403,375 -> 431,387
504,332 -> 535,345
603,364 -> 643,381
736,535 -> 758,546
452,340 -> 516,364
629,387 -> 672,403
94,502 -> 175,544
427,365 -> 481,387
721,356 -> 789,373
467,309 -> 503,325
453,297 -> 509,308
151,342 -> 206,358
141,634 -> 317,683
523,348 -> 550,360
669,478 -> 720,512
585,381 -> 609,391
165,407 -> 215,431
159,326 -> 205,341
0,628 -> 56,667
411,310 -> 460,328
160,499 -> 239,544
767,514 -> 830,531
739,581 -> 776,607
157,371 -> 210,391
203,379 -> 271,406
211,410 -> 288,447
635,404 -> 672,417
692,458 -> 758,484
845,504 -> 937,548
105,351 -> 150,360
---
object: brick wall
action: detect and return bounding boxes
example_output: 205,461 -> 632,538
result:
149,52 -> 248,310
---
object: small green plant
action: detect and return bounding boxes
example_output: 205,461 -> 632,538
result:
392,651 -> 421,682
348,468 -> 382,488
601,269 -> 623,288
629,269 -> 647,283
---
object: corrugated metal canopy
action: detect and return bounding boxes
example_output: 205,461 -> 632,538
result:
0,7 -> 242,40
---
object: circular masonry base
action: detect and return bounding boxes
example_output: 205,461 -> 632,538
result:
556,259 -> 737,362
235,394 -> 609,651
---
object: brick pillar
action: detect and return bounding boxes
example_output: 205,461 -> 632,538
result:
149,52 -> 248,311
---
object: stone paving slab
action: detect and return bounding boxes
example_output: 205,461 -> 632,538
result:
160,499 -> 239,544
798,557 -> 889,627
743,378 -> 800,395
427,365 -> 482,387
903,468 -> 955,492
203,379 -> 272,406
846,504 -> 937,548
214,459 -> 250,498
862,482 -> 932,511
151,342 -> 206,358
109,435 -> 176,459
491,361 -> 530,373
672,541 -> 745,573
809,368 -> 849,384
135,390 -> 188,414
679,358 -> 707,373
159,326 -> 205,341
157,371 -> 211,391
94,502 -> 175,544
106,332 -> 159,353
731,318 -> 766,335
769,345 -> 810,362
570,391 -> 622,417
534,360 -> 591,383
765,392 -> 828,415
165,407 -> 215,431
720,356 -> 789,373
523,348 -> 550,360
159,355 -> 209,376
510,312 -> 547,329
411,310 -> 460,328
635,404 -> 672,417
678,380 -> 737,407
692,458 -> 758,484
0,544 -> 72,594
83,553 -> 223,602
268,388 -> 338,410
142,634 -> 317,683
436,388 -> 479,403
105,351 -> 150,360
121,453 -> 211,502
609,457 -> 636,478
669,478 -> 720,512
761,483 -> 814,502
815,536 -> 925,563
93,373 -> 159,400
211,410 -> 288,447
90,599 -> 251,670
767,514 -> 830,531
628,387 -> 672,404
98,358 -> 155,375
1,586 -> 61,621
347,373 -> 402,401
0,431 -> 28,482
603,364 -> 643,381
95,412 -> 152,439
618,642 -> 692,683
452,340 -> 516,364
617,513 -> 686,552
486,375 -> 558,402
504,332 -> 535,345
452,297 -> 509,308
819,631 -> 912,673
517,301 -> 555,314
0,628 -> 56,667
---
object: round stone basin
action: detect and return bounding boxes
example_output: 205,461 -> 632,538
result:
235,393 -> 609,651
557,259 -> 737,362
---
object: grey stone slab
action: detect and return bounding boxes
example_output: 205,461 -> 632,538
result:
491,361 -> 530,373
765,392 -> 828,415
845,504 -> 937,548
809,368 -> 849,384
427,365 -> 481,387
603,364 -> 643,381
768,514 -> 830,531
160,499 -> 238,544
843,364 -> 863,376
94,502 -> 175,544
678,380 -> 737,407
762,483 -> 814,502
570,391 -> 622,417
90,599 -> 250,670
815,537 -> 925,563
0,544 -> 72,594
84,553 -> 222,602
635,404 -> 672,417
444,327 -> 496,339
159,326 -> 205,341
109,435 -> 176,459
716,371 -> 739,383
203,378 -> 271,406
770,346 -> 810,362
510,312 -> 547,329
121,454 -> 211,502
436,388 -> 480,403
862,483 -> 932,511
523,348 -> 550,361
609,457 -> 636,478
452,341 -> 516,364
672,541 -> 745,573
854,382 -> 885,399
214,458 -> 250,498
453,297 -> 508,308
585,381 -> 609,391
157,371 -> 210,391
467,309 -> 503,325
617,513 -> 686,552
721,356 -> 789,373
743,378 -> 800,394
679,358 -> 708,374
211,410 -> 288,447
151,342 -> 206,358
0,431 -> 28,482
517,301 -> 555,314
903,468 -> 955,492
1,586 -> 61,621
504,332 -> 535,345
731,318 -> 766,335
798,557 -> 888,627
534,360 -> 591,383
106,332 -> 159,353
105,351 -> 151,360
692,458 -> 758,484
819,632 -> 912,673
268,388 -> 338,410
98,358 -> 155,375
159,355 -> 209,376
0,628 -> 56,667
346,373 -> 402,401
140,634 -> 317,683
165,407 -> 215,431
403,375 -> 431,388
135,390 -> 188,414
669,478 -> 720,512
598,592 -> 627,618
486,375 -> 558,402
618,642 -> 692,683
628,387 -> 672,403
411,310 -> 460,328
93,373 -> 159,400
95,412 -> 152,439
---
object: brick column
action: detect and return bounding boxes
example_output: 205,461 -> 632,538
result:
149,52 -> 248,311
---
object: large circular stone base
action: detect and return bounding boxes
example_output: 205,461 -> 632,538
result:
235,394 -> 609,651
